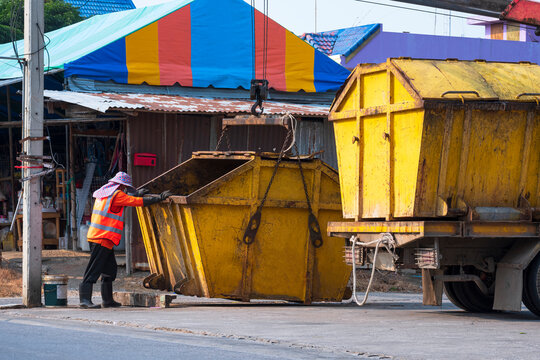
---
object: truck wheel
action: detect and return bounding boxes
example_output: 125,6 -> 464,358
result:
444,266 -> 494,313
443,266 -> 467,311
522,253 -> 540,317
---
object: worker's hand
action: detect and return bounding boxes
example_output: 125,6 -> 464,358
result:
134,188 -> 150,197
159,190 -> 173,201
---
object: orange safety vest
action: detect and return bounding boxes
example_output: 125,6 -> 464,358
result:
87,191 -> 124,246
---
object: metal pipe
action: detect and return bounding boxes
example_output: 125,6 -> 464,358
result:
65,124 -> 70,249
435,274 -> 490,296
0,117 -> 128,128
125,118 -> 133,275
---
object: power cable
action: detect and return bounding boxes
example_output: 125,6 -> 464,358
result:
263,0 -> 268,81
9,0 -> 24,72
250,0 -> 255,79
352,0 -> 539,31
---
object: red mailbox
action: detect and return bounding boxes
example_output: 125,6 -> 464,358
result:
134,153 -> 157,167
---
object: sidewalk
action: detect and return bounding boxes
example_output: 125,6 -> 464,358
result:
1,293 -> 538,360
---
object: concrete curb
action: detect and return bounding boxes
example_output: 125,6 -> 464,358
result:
0,304 -> 24,310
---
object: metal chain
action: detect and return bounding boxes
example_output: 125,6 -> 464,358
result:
242,127 -> 293,245
292,142 -> 312,211
215,126 -> 232,151
293,141 -> 323,248
258,129 -> 293,209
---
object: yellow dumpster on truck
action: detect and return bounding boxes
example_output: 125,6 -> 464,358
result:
330,58 -> 539,220
137,151 -> 350,304
328,59 -> 540,316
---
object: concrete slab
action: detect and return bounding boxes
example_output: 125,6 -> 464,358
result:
1,292 -> 538,359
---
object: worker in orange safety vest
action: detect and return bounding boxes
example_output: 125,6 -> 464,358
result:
79,171 -> 171,309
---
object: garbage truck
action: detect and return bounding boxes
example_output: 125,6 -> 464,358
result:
327,58 -> 540,315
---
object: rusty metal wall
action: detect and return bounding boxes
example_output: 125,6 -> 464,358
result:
225,125 -> 288,152
129,112 -> 214,266
130,112 -> 214,187
297,119 -> 337,170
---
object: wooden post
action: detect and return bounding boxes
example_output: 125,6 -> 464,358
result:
69,124 -> 77,250
64,124 -> 70,247
6,86 -> 16,213
125,119 -> 133,275
22,0 -> 44,307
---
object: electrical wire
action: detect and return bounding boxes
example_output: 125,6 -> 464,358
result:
352,0 -> 540,31
9,0 -> 24,72
45,125 -> 64,169
250,0 -> 269,80
36,23 -> 51,71
250,0 -> 255,79
263,0 -> 268,81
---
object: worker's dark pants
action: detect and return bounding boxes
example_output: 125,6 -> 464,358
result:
81,243 -> 117,285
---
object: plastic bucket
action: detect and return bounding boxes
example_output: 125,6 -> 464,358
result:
42,275 -> 68,307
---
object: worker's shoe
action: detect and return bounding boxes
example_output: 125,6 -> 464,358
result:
101,281 -> 121,308
79,283 -> 100,309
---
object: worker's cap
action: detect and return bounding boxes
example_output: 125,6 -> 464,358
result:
109,171 -> 134,189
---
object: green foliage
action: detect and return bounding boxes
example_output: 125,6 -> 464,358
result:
44,0 -> 83,32
0,23 -> 22,43
0,0 -> 82,42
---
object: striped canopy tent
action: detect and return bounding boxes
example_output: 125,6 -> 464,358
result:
0,0 -> 350,92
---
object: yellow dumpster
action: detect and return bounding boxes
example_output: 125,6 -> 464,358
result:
136,151 -> 350,303
329,58 -> 540,220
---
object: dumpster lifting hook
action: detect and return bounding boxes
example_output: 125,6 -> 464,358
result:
242,210 -> 261,245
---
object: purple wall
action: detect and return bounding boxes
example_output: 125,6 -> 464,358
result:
343,31 -> 540,69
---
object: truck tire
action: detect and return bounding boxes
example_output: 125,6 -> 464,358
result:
522,253 -> 540,317
452,280 -> 494,313
444,266 -> 494,313
443,267 -> 467,311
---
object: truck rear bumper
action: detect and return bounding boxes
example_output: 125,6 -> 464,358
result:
328,220 -> 540,247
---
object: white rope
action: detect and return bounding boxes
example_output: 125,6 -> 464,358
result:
344,233 -> 397,306
282,112 -> 297,154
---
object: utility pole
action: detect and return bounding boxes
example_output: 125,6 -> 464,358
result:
22,0 -> 44,307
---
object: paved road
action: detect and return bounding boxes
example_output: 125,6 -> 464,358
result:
0,316 -> 361,360
1,293 -> 539,359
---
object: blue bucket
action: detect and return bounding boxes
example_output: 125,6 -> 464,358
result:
43,275 -> 68,307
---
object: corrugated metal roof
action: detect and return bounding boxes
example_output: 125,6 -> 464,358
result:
64,0 -> 135,18
44,90 -> 329,116
301,24 -> 381,57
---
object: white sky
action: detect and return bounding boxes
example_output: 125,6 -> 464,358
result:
131,0 -> 487,38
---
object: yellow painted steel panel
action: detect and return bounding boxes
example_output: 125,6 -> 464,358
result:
362,71 -> 386,108
336,79 -> 358,112
392,73 -> 414,104
137,154 -> 350,303
330,59 -> 540,221
414,109 -> 446,216
391,58 -> 540,101
392,110 -> 423,217
191,204 -> 246,298
250,207 -> 309,300
527,114 -> 540,206
464,110 -> 526,206
362,114 -> 389,218
333,118 -> 359,218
